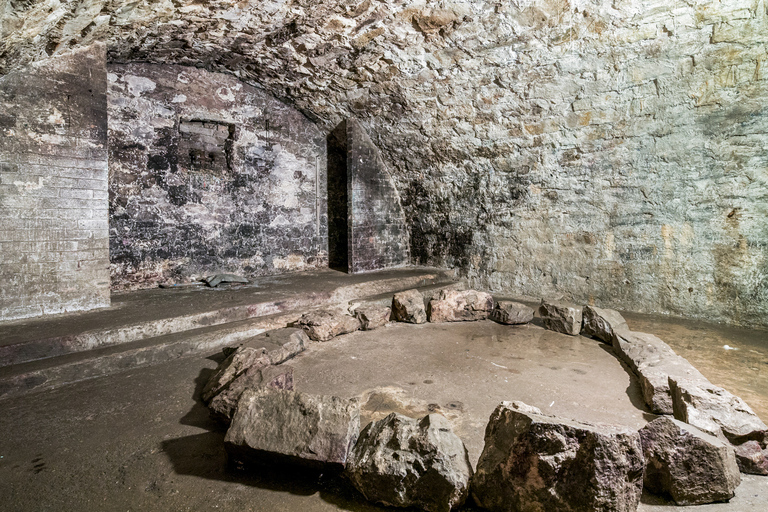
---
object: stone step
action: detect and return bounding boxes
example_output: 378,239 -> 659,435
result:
0,267 -> 455,368
0,269 -> 458,400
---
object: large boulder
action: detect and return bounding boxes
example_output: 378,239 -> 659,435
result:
354,304 -> 391,330
208,364 -> 294,422
582,306 -> 628,344
538,300 -> 583,335
295,309 -> 361,341
490,301 -> 535,325
346,413 -> 473,512
611,329 -> 707,414
392,289 -> 427,324
472,402 -> 644,512
201,328 -> 308,403
427,290 -> 494,323
639,416 -> 740,505
225,388 -> 360,470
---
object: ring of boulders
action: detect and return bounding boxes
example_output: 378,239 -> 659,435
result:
200,286 -> 768,512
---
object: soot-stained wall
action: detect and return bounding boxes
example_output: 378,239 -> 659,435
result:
108,64 -> 327,289
0,44 -> 111,320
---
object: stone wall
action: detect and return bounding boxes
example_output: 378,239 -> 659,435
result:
108,63 -> 327,289
2,0 -> 767,326
0,44 -> 110,320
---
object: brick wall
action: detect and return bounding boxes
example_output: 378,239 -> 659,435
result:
0,44 -> 110,320
108,63 -> 327,289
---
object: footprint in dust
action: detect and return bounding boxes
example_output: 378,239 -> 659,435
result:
30,455 -> 46,474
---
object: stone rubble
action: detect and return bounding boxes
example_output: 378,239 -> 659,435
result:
489,301 -> 534,325
733,441 -> 768,476
225,388 -> 361,470
582,305 -> 628,344
426,289 -> 494,323
639,416 -> 740,505
295,309 -> 361,341
346,413 -> 472,512
472,402 -> 644,512
391,289 -> 427,324
538,300 -> 583,336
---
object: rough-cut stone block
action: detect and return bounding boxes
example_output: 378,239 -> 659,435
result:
209,365 -> 294,422
733,441 -> 768,476
202,348 -> 271,404
582,305 -> 628,343
392,289 -> 427,324
669,376 -> 767,447
225,388 -> 360,470
346,413 -> 472,512
472,402 -> 644,512
612,329 -> 706,414
427,289 -> 494,323
222,328 -> 309,364
354,305 -> 391,330
538,300 -> 583,335
640,416 -> 740,505
295,310 -> 361,341
203,328 -> 308,403
490,301 -> 534,325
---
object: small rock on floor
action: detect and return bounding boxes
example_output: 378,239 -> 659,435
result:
490,301 -> 534,325
208,365 -> 294,423
295,310 -> 361,341
354,305 -> 391,330
392,289 -> 427,324
427,290 -> 494,323
538,300 -> 583,335
582,305 -> 628,343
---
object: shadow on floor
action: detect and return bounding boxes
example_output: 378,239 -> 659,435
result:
596,343 -> 658,423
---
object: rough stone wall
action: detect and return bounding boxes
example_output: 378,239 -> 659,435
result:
345,118 -> 409,273
108,64 -> 327,289
2,0 -> 768,326
0,44 -> 110,320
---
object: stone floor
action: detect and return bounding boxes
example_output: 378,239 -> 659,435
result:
1,310 -> 767,511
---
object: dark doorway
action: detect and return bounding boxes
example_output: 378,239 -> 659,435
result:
327,121 -> 348,272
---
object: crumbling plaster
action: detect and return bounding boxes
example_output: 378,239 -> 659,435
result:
2,0 -> 767,326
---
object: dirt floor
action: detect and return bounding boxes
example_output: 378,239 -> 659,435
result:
1,315 -> 767,511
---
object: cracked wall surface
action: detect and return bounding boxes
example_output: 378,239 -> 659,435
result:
2,0 -> 767,326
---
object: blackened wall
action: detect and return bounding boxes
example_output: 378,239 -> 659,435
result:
0,44 -> 110,320
346,118 -> 409,273
327,122 -> 349,271
108,64 -> 327,289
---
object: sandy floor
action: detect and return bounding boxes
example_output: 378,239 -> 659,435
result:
0,315 -> 766,511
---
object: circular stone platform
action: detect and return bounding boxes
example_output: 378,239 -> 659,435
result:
288,319 -> 651,465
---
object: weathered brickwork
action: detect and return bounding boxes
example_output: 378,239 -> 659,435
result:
0,44 -> 110,320
2,1 -> 768,326
108,64 -> 327,289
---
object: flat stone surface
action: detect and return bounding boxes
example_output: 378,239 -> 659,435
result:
583,306 -> 628,344
427,290 -> 494,323
490,301 -> 534,325
346,412 -> 472,512
392,289 -> 427,324
640,416 -> 740,505
224,388 -> 360,470
612,329 -> 707,414
472,403 -> 644,512
538,301 -> 583,335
